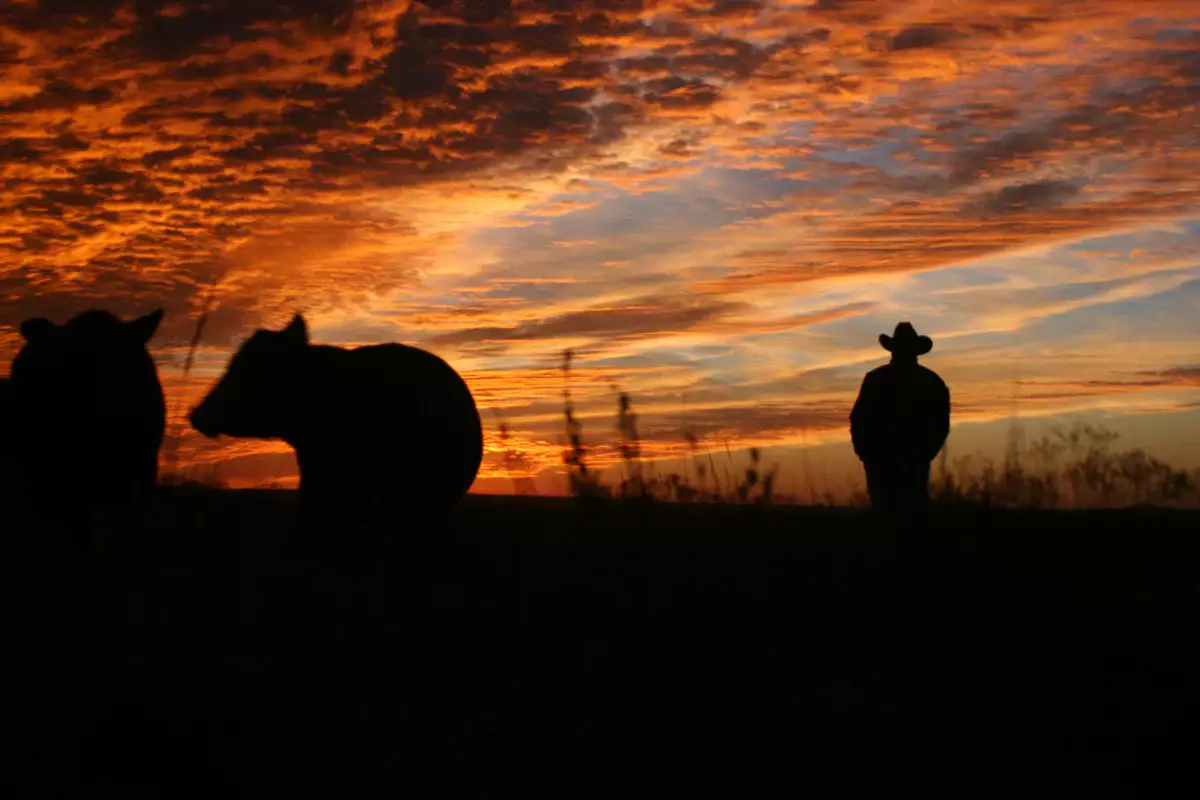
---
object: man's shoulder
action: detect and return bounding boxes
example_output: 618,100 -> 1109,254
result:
864,363 -> 892,380
863,362 -> 947,387
915,363 -> 948,389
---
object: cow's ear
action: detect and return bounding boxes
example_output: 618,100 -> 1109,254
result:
281,313 -> 309,345
20,317 -> 55,342
129,309 -> 164,344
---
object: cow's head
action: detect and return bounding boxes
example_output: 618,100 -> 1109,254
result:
190,313 -> 309,440
13,309 -> 164,413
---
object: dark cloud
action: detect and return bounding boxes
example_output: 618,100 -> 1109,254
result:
0,0 -> 123,30
0,139 -> 43,163
52,133 -> 91,152
0,39 -> 20,65
1137,367 -> 1200,386
808,0 -> 888,23
643,77 -> 721,110
1,80 -> 113,113
973,180 -> 1082,215
119,0 -> 357,61
658,137 -> 702,158
697,0 -> 765,18
951,127 -> 1063,186
189,180 -> 270,203
327,49 -> 354,76
889,24 -> 960,51
618,55 -> 671,75
41,189 -> 105,208
74,163 -> 140,185
382,45 -> 463,101
950,58 -> 1200,186
592,100 -> 642,143
141,146 -> 194,168
676,37 -> 768,80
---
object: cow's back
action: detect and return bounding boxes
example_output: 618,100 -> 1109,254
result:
300,343 -> 483,505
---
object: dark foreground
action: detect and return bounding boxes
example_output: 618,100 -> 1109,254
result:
5,494 -> 1197,796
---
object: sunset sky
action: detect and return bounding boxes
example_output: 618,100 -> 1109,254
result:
1,0 -> 1197,495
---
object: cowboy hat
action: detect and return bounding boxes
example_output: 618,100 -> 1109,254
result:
879,322 -> 932,356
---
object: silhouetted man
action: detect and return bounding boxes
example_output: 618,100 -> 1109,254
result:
850,322 -> 950,514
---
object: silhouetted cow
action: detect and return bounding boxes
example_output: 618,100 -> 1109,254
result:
189,314 -> 484,512
7,309 -> 166,507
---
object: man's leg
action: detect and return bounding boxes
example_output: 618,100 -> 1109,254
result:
865,464 -> 897,513
882,463 -> 929,531
907,461 -> 931,513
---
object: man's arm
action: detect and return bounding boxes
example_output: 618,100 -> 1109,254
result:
928,378 -> 951,460
849,374 -> 876,461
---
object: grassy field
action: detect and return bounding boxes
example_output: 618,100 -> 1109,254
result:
5,492 -> 1197,796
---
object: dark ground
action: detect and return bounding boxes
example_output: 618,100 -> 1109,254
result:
4,493 -> 1197,797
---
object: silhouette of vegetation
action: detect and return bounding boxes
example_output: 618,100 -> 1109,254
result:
493,408 -> 538,496
559,349 -> 782,504
553,359 -> 1193,508
737,447 -> 779,504
612,385 -> 648,500
932,423 -> 1200,509
162,288 -> 214,486
164,461 -> 227,491
549,338 -> 1194,511
560,349 -> 608,499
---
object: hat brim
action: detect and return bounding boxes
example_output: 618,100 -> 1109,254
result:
880,333 -> 932,355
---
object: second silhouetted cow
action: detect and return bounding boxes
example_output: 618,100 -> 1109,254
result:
8,309 -> 166,508
189,313 -> 483,513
